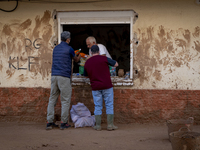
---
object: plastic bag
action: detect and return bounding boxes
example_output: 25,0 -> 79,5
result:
71,102 -> 91,117
74,116 -> 95,128
70,102 -> 95,128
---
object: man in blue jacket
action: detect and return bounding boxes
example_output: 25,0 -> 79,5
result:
46,31 -> 81,130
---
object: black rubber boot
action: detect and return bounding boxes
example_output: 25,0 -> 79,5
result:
107,114 -> 118,131
93,115 -> 101,131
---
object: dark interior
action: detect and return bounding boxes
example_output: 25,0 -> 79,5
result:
63,24 -> 130,75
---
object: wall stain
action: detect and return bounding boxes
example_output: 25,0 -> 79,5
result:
31,10 -> 52,78
175,39 -> 186,49
1,10 -> 53,79
135,28 -> 153,84
153,70 -> 162,81
19,19 -> 32,31
194,41 -> 200,52
158,25 -> 165,38
8,59 -> 17,64
193,26 -> 200,38
18,74 -> 28,82
183,29 -> 190,43
1,43 -> 6,54
0,64 -> 2,71
135,26 -> 199,86
6,69 -> 15,79
173,57 -> 182,67
2,24 -> 13,36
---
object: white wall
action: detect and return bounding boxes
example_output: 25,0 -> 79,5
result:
0,0 -> 200,89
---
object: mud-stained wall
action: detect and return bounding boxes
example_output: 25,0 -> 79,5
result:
0,9 -> 53,87
134,26 -> 200,89
0,0 -> 200,90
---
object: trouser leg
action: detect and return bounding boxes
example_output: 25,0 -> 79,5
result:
102,87 -> 118,130
102,87 -> 114,115
92,90 -> 103,131
47,76 -> 60,123
58,76 -> 71,123
92,90 -> 103,115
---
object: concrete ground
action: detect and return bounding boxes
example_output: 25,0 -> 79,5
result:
1,122 -> 200,150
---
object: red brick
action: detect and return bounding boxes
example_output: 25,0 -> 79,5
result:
0,87 -> 200,124
187,100 -> 200,109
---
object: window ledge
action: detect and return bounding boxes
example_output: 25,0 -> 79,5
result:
72,76 -> 133,86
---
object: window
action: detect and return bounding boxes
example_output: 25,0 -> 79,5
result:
57,10 -> 138,86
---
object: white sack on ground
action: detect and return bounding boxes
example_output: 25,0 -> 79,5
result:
70,102 -> 95,128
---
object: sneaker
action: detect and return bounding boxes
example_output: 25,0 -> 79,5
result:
46,122 -> 59,130
60,122 -> 71,130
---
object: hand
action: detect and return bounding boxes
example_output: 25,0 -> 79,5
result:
86,55 -> 91,60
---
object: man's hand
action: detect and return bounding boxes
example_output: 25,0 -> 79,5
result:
73,54 -> 81,62
114,62 -> 118,67
86,55 -> 91,60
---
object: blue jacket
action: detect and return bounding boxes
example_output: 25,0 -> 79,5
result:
51,41 -> 75,78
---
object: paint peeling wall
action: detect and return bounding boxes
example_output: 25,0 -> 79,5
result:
0,0 -> 200,90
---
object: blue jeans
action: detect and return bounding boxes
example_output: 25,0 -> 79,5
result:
92,87 -> 114,115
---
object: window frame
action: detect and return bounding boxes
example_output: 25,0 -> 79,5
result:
56,10 -> 136,86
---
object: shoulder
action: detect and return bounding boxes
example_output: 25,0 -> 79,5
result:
86,55 -> 102,62
97,44 -> 106,49
54,43 -> 62,49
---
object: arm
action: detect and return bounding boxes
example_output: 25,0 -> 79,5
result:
83,66 -> 88,77
107,57 -> 118,67
114,61 -> 118,67
98,44 -> 106,56
69,48 -> 81,62
99,44 -> 112,58
73,54 -> 81,62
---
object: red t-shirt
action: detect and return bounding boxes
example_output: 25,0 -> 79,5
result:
84,55 -> 116,91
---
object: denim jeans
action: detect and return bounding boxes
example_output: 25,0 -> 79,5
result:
92,87 -> 114,115
47,76 -> 72,123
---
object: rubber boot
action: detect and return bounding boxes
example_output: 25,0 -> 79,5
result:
93,115 -> 101,131
107,114 -> 118,131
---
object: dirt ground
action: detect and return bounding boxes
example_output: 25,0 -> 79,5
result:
1,121 -> 200,150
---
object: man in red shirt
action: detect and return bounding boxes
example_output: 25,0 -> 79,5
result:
84,45 -> 118,131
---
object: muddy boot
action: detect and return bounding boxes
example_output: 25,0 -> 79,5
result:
93,115 -> 101,131
107,114 -> 118,131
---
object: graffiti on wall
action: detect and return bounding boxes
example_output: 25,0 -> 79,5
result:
0,10 -> 53,81
8,38 -> 40,71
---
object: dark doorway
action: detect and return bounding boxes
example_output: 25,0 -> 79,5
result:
63,24 -> 130,74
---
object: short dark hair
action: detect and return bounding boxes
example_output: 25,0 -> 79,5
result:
91,45 -> 99,54
61,31 -> 70,41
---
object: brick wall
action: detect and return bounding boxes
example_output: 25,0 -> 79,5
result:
0,87 -> 200,124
